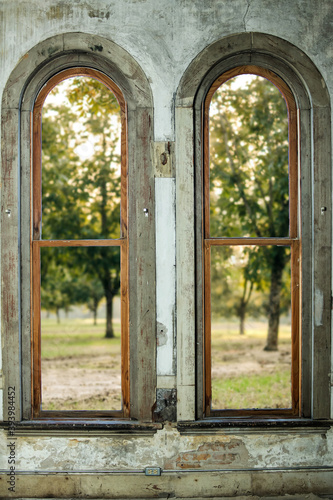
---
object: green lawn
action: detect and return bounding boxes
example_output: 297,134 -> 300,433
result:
41,317 -> 121,359
211,318 -> 292,410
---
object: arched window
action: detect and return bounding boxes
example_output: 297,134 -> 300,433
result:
203,66 -> 299,417
32,68 -> 129,418
175,34 -> 330,426
1,35 -> 156,425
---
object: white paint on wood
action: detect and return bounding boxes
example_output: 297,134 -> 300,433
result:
314,289 -> 324,327
176,107 -> 195,420
156,178 -> 176,376
157,375 -> 176,389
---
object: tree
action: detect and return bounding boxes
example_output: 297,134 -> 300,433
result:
41,76 -> 122,337
211,246 -> 267,336
209,75 -> 290,349
74,276 -> 105,325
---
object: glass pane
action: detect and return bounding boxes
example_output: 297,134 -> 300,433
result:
42,76 -> 121,239
210,245 -> 292,410
209,75 -> 289,238
40,246 -> 122,411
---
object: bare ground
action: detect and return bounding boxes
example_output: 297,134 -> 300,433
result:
42,345 -> 291,410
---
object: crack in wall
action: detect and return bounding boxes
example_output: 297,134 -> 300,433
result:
243,0 -> 251,32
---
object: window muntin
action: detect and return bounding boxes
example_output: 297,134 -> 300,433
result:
32,68 -> 129,418
203,66 -> 300,417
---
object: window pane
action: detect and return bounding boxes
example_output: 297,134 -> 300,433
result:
210,245 -> 292,410
40,246 -> 122,411
42,77 -> 121,240
209,75 -> 289,238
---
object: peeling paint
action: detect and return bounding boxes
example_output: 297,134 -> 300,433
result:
46,4 -> 73,20
88,10 -> 111,19
89,44 -> 104,52
315,289 -> 324,326
165,439 -> 250,469
157,321 -> 168,346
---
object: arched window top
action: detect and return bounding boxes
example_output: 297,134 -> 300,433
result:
176,33 -> 329,109
34,67 -> 126,115
204,65 -> 298,241
204,65 -> 296,116
33,68 -> 127,242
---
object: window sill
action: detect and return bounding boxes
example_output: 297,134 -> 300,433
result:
1,419 -> 163,437
177,418 -> 332,435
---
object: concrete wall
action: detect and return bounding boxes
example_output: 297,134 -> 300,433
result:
0,1 -> 333,498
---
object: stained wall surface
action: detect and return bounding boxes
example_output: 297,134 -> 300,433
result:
0,1 -> 333,498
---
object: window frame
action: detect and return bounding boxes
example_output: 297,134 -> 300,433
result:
31,68 -> 129,419
202,65 -> 300,417
1,34 -> 156,425
174,35 -> 331,423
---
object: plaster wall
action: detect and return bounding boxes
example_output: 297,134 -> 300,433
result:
0,0 -> 333,498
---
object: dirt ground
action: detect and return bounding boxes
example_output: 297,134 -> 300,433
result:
42,344 -> 291,410
42,354 -> 122,410
211,344 -> 291,378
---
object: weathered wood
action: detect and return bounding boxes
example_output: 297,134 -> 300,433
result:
36,239 -> 126,247
312,106 -> 331,419
299,108 -> 312,418
175,106 -> 196,421
121,241 -> 130,417
152,141 -> 175,178
1,108 -> 21,421
203,243 -> 211,416
194,90 -> 205,419
31,243 -> 41,417
206,237 -> 296,246
252,33 -> 330,109
20,109 -> 33,419
291,240 -> 300,415
128,107 -> 156,421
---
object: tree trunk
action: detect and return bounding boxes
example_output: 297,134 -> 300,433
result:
93,299 -> 98,326
56,307 -> 60,324
239,302 -> 246,335
264,248 -> 285,351
104,281 -> 114,338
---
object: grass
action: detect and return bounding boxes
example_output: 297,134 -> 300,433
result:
41,317 -> 121,359
212,370 -> 291,409
41,316 -> 292,411
211,318 -> 292,410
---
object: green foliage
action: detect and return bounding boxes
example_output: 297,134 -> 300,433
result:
41,77 -> 122,336
209,75 -> 291,343
209,75 -> 289,238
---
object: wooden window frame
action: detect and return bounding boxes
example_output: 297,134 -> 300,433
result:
31,68 -> 129,419
203,65 -> 300,418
